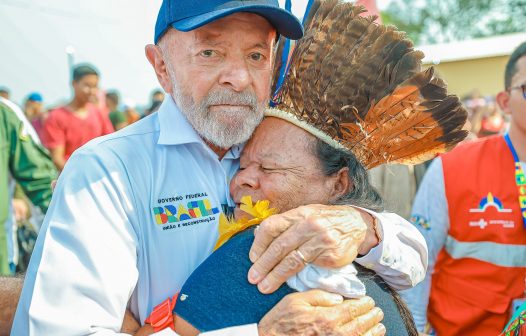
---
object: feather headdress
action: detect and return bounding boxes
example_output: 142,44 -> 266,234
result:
267,0 -> 468,169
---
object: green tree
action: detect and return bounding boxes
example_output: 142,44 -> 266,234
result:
381,0 -> 526,45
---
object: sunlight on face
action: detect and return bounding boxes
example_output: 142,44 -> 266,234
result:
230,118 -> 335,219
160,13 -> 276,148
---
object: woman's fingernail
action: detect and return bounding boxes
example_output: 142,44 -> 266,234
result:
376,323 -> 386,334
259,279 -> 270,292
330,294 -> 344,304
248,268 -> 259,283
374,308 -> 384,319
249,250 -> 257,262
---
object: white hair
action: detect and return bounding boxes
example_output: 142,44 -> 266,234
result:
165,58 -> 265,149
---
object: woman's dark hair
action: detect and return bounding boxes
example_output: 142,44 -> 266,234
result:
314,140 -> 417,335
356,264 -> 419,336
314,139 -> 384,212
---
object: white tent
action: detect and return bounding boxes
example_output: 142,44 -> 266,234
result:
0,0 -> 307,108
1,0 -> 161,107
1,0 -> 389,108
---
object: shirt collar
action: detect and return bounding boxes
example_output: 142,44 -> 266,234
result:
157,96 -> 203,146
224,144 -> 244,160
156,96 -> 245,161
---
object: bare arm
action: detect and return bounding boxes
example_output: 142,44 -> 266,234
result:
0,275 -> 24,336
121,310 -> 141,335
49,146 -> 66,171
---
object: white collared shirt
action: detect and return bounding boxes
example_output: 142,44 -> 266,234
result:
12,97 -> 427,335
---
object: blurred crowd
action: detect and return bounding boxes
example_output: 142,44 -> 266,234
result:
463,90 -> 507,139
1,23 -> 525,334
1,64 -> 165,172
369,89 -> 509,221
0,63 -> 165,274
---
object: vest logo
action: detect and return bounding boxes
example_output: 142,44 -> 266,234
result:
153,199 -> 219,225
469,192 -> 512,213
468,192 -> 514,229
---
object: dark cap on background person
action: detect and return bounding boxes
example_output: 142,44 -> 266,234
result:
154,0 -> 304,43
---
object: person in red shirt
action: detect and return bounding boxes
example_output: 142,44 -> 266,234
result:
42,64 -> 114,171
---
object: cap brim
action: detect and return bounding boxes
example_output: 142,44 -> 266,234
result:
171,5 -> 303,40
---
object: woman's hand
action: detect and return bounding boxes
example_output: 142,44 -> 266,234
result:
258,290 -> 385,336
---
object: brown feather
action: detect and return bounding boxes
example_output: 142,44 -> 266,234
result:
271,0 -> 468,168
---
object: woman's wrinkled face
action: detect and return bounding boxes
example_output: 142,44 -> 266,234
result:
230,117 -> 339,219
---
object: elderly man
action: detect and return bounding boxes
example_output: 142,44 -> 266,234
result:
11,1 -> 427,335
134,3 -> 468,334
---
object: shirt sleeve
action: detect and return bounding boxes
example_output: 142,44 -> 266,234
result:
11,146 -> 140,335
354,206 -> 428,290
4,103 -> 57,212
400,158 -> 449,332
41,110 -> 66,149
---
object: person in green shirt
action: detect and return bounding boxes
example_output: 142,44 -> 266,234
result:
0,99 -> 57,275
106,91 -> 128,131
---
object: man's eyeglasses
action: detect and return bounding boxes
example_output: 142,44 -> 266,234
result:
509,84 -> 526,100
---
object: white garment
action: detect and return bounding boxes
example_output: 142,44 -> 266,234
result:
12,97 -> 427,335
288,263 -> 366,298
289,209 -> 429,298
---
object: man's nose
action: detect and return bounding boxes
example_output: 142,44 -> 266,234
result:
219,57 -> 252,92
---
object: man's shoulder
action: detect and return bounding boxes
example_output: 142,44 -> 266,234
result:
441,135 -> 503,161
0,100 -> 18,123
0,99 -> 25,124
46,106 -> 71,122
49,105 -> 69,115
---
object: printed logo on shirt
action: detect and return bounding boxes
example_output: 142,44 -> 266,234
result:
152,192 -> 220,231
467,192 -> 515,229
410,215 -> 430,230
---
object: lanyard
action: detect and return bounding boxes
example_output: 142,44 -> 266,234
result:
503,133 -> 526,229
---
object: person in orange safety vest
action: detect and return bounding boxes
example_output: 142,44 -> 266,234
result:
402,41 -> 526,335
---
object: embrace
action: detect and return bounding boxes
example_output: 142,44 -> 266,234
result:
8,0 -> 466,335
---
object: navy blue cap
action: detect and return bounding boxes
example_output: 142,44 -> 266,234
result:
154,0 -> 304,44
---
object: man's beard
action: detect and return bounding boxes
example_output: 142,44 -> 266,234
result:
169,69 -> 265,149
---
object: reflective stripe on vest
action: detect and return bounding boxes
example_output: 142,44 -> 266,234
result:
445,235 -> 526,267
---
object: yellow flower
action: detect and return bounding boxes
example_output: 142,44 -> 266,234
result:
214,196 -> 277,251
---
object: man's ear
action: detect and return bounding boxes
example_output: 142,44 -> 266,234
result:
145,44 -> 173,94
496,90 -> 511,116
328,167 -> 351,203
